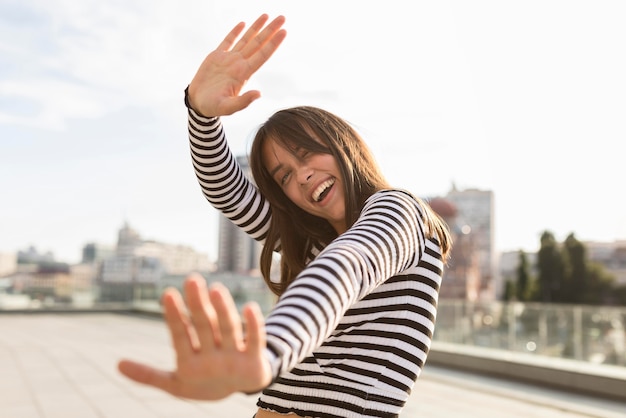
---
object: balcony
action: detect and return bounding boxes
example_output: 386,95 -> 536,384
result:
1,284 -> 625,417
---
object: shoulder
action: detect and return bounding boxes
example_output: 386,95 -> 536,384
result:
363,189 -> 426,214
357,189 -> 428,230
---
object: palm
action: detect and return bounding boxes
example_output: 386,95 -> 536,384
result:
172,353 -> 266,399
118,275 -> 272,400
192,49 -> 258,116
188,14 -> 286,116
170,325 -> 270,400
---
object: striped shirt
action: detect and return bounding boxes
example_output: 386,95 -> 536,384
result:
188,107 -> 444,418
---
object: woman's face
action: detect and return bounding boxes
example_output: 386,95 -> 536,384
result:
262,137 -> 346,234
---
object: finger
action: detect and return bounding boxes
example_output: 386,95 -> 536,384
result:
241,15 -> 285,51
184,274 -> 220,349
245,27 -> 287,74
208,283 -> 243,350
240,15 -> 286,60
162,288 -> 197,358
231,14 -> 270,52
118,360 -> 181,396
216,21 -> 247,51
242,302 -> 266,355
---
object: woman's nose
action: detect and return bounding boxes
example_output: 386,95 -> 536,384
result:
297,166 -> 314,185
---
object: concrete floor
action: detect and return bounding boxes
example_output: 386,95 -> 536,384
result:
0,313 -> 624,418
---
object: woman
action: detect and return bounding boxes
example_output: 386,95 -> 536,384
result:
119,14 -> 452,418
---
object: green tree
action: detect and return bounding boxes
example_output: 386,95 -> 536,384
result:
515,250 -> 532,301
585,262 -> 616,305
563,233 -> 587,303
503,279 -> 515,301
613,285 -> 626,306
537,231 -> 565,303
533,231 -> 623,305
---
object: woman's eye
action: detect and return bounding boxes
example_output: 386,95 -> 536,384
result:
280,172 -> 291,185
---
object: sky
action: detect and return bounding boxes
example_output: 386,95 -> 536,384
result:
1,0 -> 625,264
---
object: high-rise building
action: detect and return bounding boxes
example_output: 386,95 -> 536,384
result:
429,197 -> 481,301
446,186 -> 496,299
81,243 -> 115,264
216,155 -> 262,274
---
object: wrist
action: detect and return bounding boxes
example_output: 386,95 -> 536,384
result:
184,85 -> 211,117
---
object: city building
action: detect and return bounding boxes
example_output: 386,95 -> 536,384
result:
16,261 -> 71,303
17,246 -> 55,264
98,222 -> 213,302
445,186 -> 496,299
216,155 -> 263,275
81,242 -> 115,264
429,197 -> 481,300
0,251 -> 17,277
585,240 -> 626,286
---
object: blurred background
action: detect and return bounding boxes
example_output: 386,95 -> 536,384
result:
1,0 -> 625,370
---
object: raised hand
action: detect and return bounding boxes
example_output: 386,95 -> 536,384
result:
118,274 -> 272,400
187,14 -> 287,117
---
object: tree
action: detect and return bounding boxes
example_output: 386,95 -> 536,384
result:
534,231 -> 621,305
537,231 -> 565,303
585,262 -> 616,305
515,250 -> 532,301
563,233 -> 587,303
503,279 -> 515,302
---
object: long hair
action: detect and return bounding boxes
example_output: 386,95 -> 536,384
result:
249,106 -> 451,295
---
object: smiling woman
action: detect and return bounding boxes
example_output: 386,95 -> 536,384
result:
118,13 -> 452,418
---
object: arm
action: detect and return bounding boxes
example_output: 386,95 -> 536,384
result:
117,15 -> 286,398
118,190 -> 433,398
188,107 -> 271,241
263,190 -> 428,376
186,14 -> 286,240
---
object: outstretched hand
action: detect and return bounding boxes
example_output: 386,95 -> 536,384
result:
188,14 -> 287,117
118,274 -> 272,400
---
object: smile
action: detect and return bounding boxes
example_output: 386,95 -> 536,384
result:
312,178 -> 336,202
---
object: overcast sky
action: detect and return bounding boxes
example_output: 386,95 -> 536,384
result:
1,0 -> 625,264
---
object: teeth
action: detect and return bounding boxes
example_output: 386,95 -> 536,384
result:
312,179 -> 335,202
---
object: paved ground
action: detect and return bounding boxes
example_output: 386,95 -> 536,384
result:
0,313 -> 624,418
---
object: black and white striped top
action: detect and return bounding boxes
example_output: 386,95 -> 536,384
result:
188,107 -> 444,418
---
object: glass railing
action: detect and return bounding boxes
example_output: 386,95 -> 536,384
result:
434,299 -> 626,368
1,279 -> 625,369
0,273 -> 276,313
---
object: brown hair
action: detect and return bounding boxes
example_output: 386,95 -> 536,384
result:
249,106 -> 451,295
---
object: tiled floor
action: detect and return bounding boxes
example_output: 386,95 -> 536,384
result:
1,313 -> 624,418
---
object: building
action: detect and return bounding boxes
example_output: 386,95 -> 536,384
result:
81,243 -> 115,264
0,252 -> 17,277
429,197 -> 481,300
585,240 -> 626,287
445,186 -> 496,299
20,261 -> 71,303
216,155 -> 263,274
98,222 -> 213,302
17,246 -> 55,264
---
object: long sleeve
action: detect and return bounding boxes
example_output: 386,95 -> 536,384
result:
262,189 -> 440,380
187,107 -> 271,242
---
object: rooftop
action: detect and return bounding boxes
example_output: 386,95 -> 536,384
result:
1,312 -> 625,418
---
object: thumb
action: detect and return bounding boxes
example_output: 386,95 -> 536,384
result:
221,90 -> 261,115
118,360 -> 176,393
